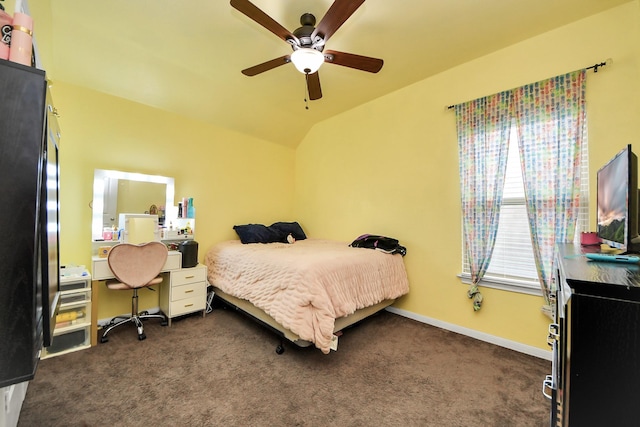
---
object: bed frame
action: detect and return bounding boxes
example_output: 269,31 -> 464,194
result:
212,286 -> 394,354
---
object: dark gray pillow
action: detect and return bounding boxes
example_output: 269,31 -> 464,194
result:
270,222 -> 307,241
233,224 -> 285,244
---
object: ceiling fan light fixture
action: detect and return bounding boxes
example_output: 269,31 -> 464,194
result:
290,48 -> 324,74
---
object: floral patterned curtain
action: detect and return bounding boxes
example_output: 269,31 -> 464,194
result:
455,91 -> 513,311
513,70 -> 587,305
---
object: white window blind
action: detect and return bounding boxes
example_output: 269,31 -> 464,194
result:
461,125 -> 589,294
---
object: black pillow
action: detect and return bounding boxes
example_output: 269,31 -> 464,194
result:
233,224 -> 286,244
270,221 -> 307,241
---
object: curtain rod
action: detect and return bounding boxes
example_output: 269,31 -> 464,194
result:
446,59 -> 612,110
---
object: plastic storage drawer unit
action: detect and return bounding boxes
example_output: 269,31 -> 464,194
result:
41,272 -> 92,359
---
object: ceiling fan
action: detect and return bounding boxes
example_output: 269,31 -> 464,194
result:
230,0 -> 384,101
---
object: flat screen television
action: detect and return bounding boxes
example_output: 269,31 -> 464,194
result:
596,144 -> 640,253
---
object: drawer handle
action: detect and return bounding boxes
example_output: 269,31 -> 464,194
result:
185,289 -> 194,293
184,275 -> 195,279
184,304 -> 193,308
542,375 -> 554,400
547,323 -> 559,347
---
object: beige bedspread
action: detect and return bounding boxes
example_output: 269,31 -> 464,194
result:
205,239 -> 410,353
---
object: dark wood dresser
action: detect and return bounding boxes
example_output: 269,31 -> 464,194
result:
547,244 -> 640,426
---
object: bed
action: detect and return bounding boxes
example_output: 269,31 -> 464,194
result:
204,238 -> 410,354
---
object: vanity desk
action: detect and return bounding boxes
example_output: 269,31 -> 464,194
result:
90,168 -> 207,344
91,252 -> 207,344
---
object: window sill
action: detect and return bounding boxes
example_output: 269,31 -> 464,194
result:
458,273 -> 543,297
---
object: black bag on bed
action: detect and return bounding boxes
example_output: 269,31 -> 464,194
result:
349,234 -> 407,256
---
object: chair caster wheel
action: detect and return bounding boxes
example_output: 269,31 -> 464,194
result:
275,344 -> 285,355
100,336 -> 109,343
138,333 -> 146,341
161,319 -> 168,326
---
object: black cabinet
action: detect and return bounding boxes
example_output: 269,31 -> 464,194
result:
0,59 -> 60,387
549,244 -> 640,426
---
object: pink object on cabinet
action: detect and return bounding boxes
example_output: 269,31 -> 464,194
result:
9,12 -> 32,66
580,232 -> 600,246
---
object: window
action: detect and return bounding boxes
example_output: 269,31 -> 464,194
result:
461,124 -> 589,295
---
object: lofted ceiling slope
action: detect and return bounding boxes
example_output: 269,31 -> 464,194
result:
28,0 -> 630,148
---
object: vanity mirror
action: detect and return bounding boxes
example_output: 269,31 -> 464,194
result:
91,169 -> 175,241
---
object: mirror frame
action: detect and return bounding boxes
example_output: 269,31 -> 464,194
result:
92,169 -> 175,241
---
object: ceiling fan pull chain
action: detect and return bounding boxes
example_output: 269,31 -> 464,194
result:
304,73 -> 310,110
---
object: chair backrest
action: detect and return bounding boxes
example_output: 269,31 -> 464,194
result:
107,242 -> 168,288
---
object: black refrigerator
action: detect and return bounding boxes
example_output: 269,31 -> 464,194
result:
0,59 -> 61,387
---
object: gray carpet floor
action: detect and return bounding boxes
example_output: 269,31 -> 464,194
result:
19,306 -> 551,426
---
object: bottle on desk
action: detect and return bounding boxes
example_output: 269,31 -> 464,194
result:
102,227 -> 112,241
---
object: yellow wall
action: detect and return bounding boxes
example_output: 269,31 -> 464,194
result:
25,0 -> 640,348
295,2 -> 640,352
52,82 -> 295,318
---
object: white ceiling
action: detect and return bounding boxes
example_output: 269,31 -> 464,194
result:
30,0 -> 629,148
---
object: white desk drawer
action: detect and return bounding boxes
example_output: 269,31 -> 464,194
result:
163,252 -> 182,271
92,250 -> 182,280
92,260 -> 113,281
169,296 -> 206,317
171,281 -> 206,302
159,264 -> 207,325
171,265 -> 206,286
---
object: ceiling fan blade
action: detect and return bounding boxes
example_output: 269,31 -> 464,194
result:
324,50 -> 383,73
311,0 -> 365,42
230,0 -> 299,44
306,72 -> 322,100
241,56 -> 291,76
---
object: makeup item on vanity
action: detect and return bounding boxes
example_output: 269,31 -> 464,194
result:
102,227 -> 112,241
9,12 -> 32,66
181,197 -> 189,218
178,203 -> 183,218
0,4 -> 11,60
187,198 -> 194,218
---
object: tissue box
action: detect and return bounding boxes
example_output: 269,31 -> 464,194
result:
98,246 -> 111,258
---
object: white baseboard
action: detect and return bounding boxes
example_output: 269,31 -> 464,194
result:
385,307 -> 552,361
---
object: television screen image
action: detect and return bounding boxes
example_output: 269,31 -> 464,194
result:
596,144 -> 639,252
597,150 -> 628,245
